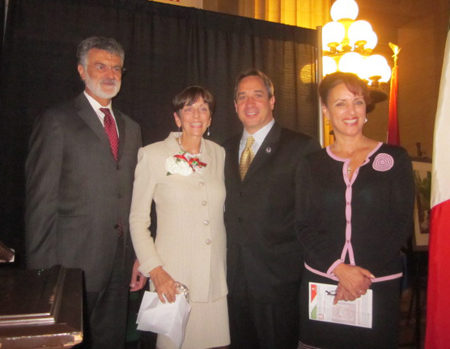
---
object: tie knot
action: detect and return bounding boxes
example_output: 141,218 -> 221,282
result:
245,136 -> 255,148
100,108 -> 112,117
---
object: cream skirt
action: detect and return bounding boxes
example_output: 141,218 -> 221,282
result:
157,295 -> 230,349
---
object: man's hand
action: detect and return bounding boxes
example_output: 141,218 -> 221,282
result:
130,259 -> 148,292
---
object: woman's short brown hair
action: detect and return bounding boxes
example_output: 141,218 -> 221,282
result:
172,85 -> 215,115
319,72 -> 371,108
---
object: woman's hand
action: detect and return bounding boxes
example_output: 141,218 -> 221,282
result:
333,283 -> 368,304
149,266 -> 178,303
332,264 -> 374,304
334,284 -> 357,303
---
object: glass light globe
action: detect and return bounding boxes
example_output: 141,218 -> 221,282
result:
348,20 -> 373,46
331,0 -> 358,21
322,21 -> 345,51
364,55 -> 391,82
379,64 -> 392,83
323,56 -> 338,76
338,52 -> 364,77
364,31 -> 378,50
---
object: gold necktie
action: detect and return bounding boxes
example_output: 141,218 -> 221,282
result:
239,136 -> 255,180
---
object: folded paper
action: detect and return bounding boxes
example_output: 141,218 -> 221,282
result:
137,291 -> 191,348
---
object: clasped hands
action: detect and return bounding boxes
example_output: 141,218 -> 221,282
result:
332,263 -> 375,305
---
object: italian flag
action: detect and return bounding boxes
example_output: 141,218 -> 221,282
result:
425,26 -> 450,349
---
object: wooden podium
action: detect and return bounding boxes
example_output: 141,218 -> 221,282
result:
0,265 -> 83,348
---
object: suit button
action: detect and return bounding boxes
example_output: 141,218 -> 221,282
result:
116,164 -> 121,170
205,239 -> 212,245
202,201 -> 207,206
238,217 -> 243,222
203,220 -> 210,226
118,194 -> 123,199
239,191 -> 244,197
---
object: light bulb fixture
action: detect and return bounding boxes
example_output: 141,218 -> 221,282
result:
323,56 -> 338,76
322,0 -> 392,106
322,21 -> 345,52
330,0 -> 358,21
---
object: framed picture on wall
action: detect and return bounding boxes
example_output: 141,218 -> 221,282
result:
411,159 -> 432,250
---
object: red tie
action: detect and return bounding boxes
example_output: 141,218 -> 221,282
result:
100,108 -> 122,238
100,108 -> 119,161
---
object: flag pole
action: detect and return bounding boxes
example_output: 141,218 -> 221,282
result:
387,42 -> 401,145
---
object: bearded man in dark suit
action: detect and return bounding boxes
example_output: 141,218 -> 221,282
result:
25,36 -> 146,348
224,69 -> 321,349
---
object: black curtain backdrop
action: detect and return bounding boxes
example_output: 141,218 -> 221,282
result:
0,0 -> 319,267
0,0 -> 4,60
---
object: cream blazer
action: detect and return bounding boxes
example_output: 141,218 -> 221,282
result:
130,133 -> 228,302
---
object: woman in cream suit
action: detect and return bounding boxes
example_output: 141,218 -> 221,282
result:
129,86 -> 230,349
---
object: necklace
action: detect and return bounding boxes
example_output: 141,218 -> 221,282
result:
177,135 -> 203,158
347,165 -> 351,175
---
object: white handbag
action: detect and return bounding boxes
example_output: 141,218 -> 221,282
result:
136,282 -> 191,349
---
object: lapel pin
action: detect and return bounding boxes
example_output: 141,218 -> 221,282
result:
266,147 -> 272,154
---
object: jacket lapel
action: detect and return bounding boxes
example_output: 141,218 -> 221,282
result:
226,134 -> 242,184
114,109 -> 126,162
75,94 -> 120,162
75,94 -> 110,144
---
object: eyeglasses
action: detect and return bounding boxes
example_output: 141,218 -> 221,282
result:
88,64 -> 127,75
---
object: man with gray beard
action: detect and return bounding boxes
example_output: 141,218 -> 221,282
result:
25,37 -> 146,349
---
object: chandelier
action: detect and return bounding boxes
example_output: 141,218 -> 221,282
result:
322,0 -> 391,104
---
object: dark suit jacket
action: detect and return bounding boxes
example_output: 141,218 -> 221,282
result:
224,122 -> 320,302
25,93 -> 142,292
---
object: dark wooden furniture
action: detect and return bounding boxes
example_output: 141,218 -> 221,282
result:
0,265 -> 83,348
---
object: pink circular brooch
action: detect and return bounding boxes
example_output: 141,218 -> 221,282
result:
372,153 -> 394,172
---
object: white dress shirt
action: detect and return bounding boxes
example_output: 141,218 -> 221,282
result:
239,119 -> 275,161
83,91 -> 120,136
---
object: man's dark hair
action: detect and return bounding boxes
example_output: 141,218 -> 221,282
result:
234,69 -> 274,100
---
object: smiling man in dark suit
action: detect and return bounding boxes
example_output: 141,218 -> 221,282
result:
224,69 -> 321,349
25,37 -> 146,348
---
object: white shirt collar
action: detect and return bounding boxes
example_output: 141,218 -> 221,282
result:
83,91 -> 111,110
83,91 -> 118,134
240,119 -> 275,157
